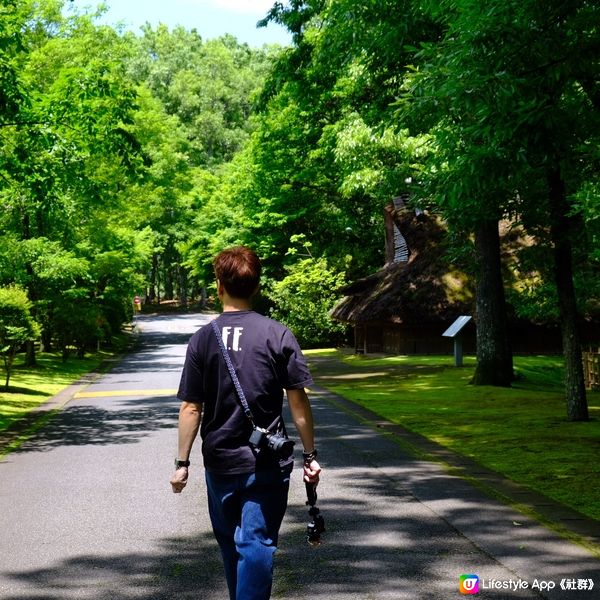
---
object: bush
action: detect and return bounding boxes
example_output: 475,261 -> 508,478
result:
266,257 -> 348,348
0,286 -> 40,389
52,290 -> 102,360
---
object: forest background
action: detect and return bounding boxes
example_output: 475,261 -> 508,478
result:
0,0 -> 598,421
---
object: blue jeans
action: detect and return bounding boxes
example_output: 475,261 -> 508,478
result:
205,466 -> 292,600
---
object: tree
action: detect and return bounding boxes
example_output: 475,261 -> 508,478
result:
402,0 -> 599,417
0,0 -> 27,123
266,237 -> 348,347
238,1 -> 421,280
0,1 -> 145,355
0,286 -> 40,389
258,0 -> 599,408
247,0 -> 449,336
125,27 -> 276,302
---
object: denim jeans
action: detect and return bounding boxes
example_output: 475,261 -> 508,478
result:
205,465 -> 292,600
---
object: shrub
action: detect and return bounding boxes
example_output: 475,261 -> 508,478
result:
0,286 -> 40,389
267,257 -> 348,348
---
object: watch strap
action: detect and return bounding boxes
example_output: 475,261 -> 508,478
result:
302,449 -> 318,464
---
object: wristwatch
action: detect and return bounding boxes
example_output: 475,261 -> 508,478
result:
175,459 -> 190,468
302,449 -> 318,464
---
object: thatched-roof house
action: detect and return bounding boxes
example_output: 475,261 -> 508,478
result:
332,196 -> 475,354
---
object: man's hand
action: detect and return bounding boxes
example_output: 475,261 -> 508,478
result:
170,466 -> 189,493
303,459 -> 321,484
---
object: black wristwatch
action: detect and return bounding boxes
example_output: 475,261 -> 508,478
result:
175,459 -> 190,468
302,449 -> 318,464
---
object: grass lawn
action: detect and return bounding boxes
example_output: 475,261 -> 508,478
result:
0,352 -> 110,432
305,349 -> 600,523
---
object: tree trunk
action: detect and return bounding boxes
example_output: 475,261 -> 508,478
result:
471,219 -> 513,386
148,253 -> 158,303
548,166 -> 588,421
41,328 -> 52,352
23,234 -> 38,365
3,354 -> 10,390
177,266 -> 188,307
24,340 -> 36,367
164,266 -> 174,300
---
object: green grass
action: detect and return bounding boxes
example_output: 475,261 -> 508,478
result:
0,352 -> 110,432
305,349 -> 600,522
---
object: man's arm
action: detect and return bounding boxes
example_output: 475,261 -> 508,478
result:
170,400 -> 202,493
286,388 -> 321,483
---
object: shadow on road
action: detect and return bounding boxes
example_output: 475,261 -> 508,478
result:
1,532 -> 227,600
3,317 -> 598,599
135,332 -> 195,349
8,396 -> 178,454
3,401 -> 598,599
0,483 -> 554,600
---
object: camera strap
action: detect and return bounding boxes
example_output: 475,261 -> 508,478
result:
211,319 -> 256,427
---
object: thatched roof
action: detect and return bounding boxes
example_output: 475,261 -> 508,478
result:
332,209 -> 474,325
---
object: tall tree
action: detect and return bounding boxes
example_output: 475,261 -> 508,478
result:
0,1 -> 144,355
125,27 -> 275,300
252,0 -> 435,278
402,0 -> 598,415
0,0 -> 26,123
0,286 -> 40,388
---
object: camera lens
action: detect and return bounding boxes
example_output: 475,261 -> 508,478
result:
266,434 -> 295,459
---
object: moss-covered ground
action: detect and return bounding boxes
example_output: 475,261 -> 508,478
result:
305,349 -> 600,522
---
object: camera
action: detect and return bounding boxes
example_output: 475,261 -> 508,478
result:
249,426 -> 295,459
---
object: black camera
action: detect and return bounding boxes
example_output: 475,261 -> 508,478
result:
249,426 -> 295,459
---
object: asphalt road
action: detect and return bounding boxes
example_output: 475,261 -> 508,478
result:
0,313 -> 598,600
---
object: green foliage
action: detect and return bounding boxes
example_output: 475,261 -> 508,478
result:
0,1 -> 148,350
0,286 -> 40,388
1,0 -> 598,384
266,241 -> 348,347
0,3 -> 275,347
123,27 -> 275,302
127,26 -> 274,167
0,0 -> 26,121
52,288 -> 102,360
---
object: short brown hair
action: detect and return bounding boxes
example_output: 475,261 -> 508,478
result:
213,246 -> 261,299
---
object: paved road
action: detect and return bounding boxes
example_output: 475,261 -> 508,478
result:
0,314 -> 598,599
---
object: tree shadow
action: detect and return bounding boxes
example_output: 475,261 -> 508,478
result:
0,387 -> 51,396
3,314 -> 598,599
135,332 -> 196,350
108,340 -> 187,375
0,532 -> 227,600
307,353 -> 446,382
10,395 -> 178,453
274,465 -> 600,599
3,409 -> 599,599
0,475 -> 540,600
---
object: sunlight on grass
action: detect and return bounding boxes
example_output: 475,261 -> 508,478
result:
309,349 -> 600,521
326,372 -> 390,380
304,348 -> 338,357
0,352 -> 108,431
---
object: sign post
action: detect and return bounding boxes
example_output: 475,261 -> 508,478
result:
442,316 -> 472,367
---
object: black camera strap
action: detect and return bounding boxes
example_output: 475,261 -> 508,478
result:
211,319 -> 256,427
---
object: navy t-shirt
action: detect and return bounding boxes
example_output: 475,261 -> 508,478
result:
177,311 -> 313,475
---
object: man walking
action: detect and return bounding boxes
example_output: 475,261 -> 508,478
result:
170,246 -> 321,600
